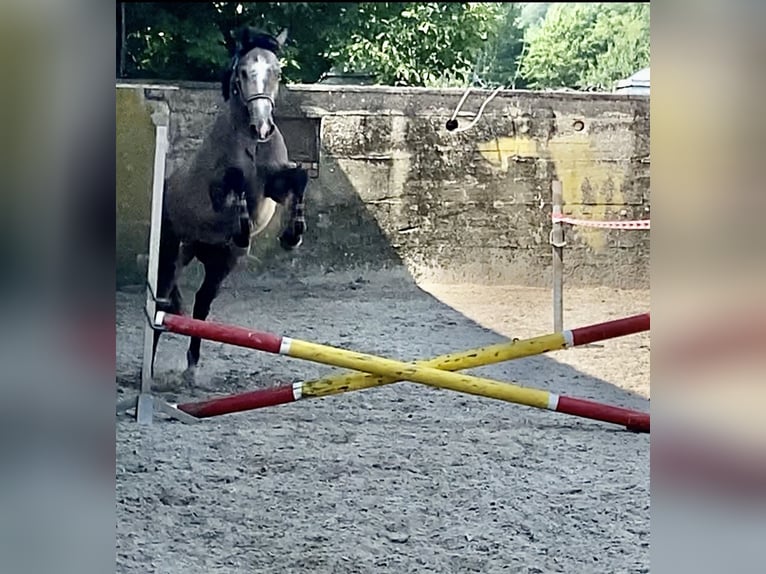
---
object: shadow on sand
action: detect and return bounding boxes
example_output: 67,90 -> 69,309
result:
117,152 -> 649,430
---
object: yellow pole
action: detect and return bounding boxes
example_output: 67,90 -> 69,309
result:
283,338 -> 556,410
301,333 -> 567,398
164,312 -> 648,429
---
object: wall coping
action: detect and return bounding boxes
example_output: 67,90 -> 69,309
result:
115,79 -> 650,103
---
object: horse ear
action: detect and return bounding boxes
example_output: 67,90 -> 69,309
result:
275,28 -> 288,49
221,68 -> 232,101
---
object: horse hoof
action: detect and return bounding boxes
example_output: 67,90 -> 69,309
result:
279,233 -> 303,251
182,366 -> 197,387
233,234 -> 250,249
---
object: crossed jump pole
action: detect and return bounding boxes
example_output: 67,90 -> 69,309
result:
154,311 -> 650,432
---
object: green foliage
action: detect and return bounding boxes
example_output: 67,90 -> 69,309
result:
473,3 -> 527,88
581,3 -> 650,88
518,2 -> 552,29
122,2 -> 345,84
118,2 -> 650,92
123,3 -> 229,81
323,3 -> 501,87
120,2 -> 500,86
519,2 -> 650,90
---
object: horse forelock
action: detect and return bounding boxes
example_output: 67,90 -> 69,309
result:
224,29 -> 280,101
237,28 -> 282,59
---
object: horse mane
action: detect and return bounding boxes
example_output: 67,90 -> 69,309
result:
237,27 -> 283,57
222,26 -> 284,101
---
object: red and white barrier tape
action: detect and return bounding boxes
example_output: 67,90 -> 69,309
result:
552,213 -> 650,230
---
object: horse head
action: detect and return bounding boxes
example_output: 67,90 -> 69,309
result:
222,26 -> 288,142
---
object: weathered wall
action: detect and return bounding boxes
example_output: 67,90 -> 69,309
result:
116,82 -> 649,288
116,88 -> 156,287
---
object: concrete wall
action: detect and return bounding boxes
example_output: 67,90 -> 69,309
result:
116,88 -> 157,287
116,82 -> 650,288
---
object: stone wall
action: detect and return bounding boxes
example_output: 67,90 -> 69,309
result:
116,88 -> 157,287
116,81 -> 650,288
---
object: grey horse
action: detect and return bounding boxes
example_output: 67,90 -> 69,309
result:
152,27 -> 308,380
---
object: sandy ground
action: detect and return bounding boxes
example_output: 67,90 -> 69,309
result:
116,268 -> 650,574
418,282 -> 651,400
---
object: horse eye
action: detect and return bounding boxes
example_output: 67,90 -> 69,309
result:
240,70 -> 247,79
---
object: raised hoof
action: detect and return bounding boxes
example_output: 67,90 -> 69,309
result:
233,233 -> 250,249
279,232 -> 303,251
292,220 -> 306,237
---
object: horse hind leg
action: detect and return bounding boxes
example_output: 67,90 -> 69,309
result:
183,243 -> 239,382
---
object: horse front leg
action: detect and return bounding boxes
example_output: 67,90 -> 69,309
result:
211,167 -> 251,249
152,236 -> 195,377
264,165 -> 308,251
279,189 -> 306,250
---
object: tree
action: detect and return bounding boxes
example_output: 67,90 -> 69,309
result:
324,3 -> 501,87
123,3 -> 228,82
119,2 -> 501,87
581,3 -> 650,89
518,2 -> 551,29
121,2 -> 346,83
472,3 -> 526,88
118,3 -> 650,92
518,2 -> 650,91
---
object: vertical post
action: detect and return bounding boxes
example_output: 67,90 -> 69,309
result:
551,180 -> 565,333
137,101 -> 170,425
119,2 -> 126,78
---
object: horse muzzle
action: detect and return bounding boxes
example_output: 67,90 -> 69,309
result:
249,121 -> 276,142
246,94 -> 276,142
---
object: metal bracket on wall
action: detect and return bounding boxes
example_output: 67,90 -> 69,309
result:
277,117 -> 322,178
549,228 -> 567,249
